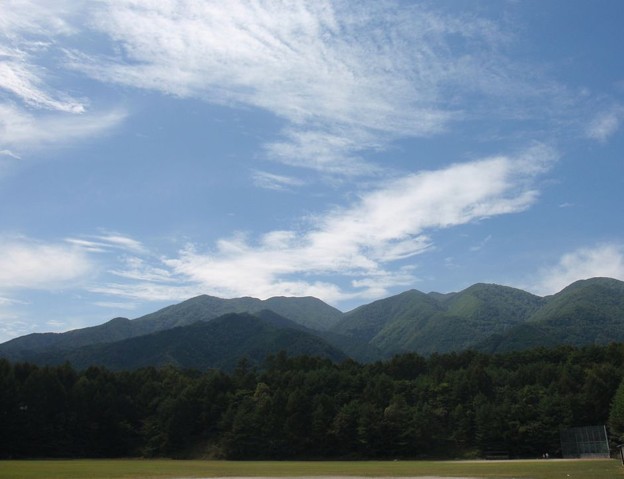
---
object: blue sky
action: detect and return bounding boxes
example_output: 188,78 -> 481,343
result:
1,0 -> 623,343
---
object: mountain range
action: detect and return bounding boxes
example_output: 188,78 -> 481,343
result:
1,277 -> 623,371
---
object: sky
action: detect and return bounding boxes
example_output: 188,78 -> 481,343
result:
1,0 -> 623,343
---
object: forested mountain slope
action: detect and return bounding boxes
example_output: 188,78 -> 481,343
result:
24,311 -> 347,371
333,283 -> 544,356
0,295 -> 343,361
478,277 -> 624,353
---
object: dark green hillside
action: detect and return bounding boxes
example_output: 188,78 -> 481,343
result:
386,283 -> 542,355
28,312 -> 347,372
0,316 -> 134,361
529,277 -> 624,325
475,323 -> 560,353
478,278 -> 624,353
333,283 -> 543,356
130,295 -> 258,333
364,293 -> 445,355
444,283 -> 543,328
333,289 -> 440,344
262,296 -> 343,331
0,295 -> 343,362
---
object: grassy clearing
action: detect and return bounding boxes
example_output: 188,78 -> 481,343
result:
0,459 -> 621,479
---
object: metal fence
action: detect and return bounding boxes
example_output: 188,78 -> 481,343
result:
560,425 -> 610,458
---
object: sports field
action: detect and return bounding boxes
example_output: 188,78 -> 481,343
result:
0,459 -> 621,479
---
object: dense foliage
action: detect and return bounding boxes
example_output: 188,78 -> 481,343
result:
2,343 -> 624,460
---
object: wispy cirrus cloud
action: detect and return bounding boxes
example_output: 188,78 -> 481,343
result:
252,170 -> 305,191
0,0 -> 78,38
0,103 -> 126,153
66,0 -> 555,174
0,149 -> 20,160
0,0 -> 582,177
1,2 -> 80,111
0,1 -> 125,157
66,233 -> 146,254
0,49 -> 85,113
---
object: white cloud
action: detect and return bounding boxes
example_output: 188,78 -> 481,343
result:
586,107 -> 623,143
0,2 -> 125,157
108,257 -> 173,283
98,234 -> 145,253
0,102 -> 126,153
0,144 -> 551,306
154,145 -> 554,302
66,234 -> 146,254
0,0 -> 79,38
66,0 -> 538,173
0,296 -> 27,306
0,51 -> 85,113
0,149 -> 20,160
252,170 -> 305,191
0,237 -> 93,289
0,0 -> 574,175
534,244 -> 624,295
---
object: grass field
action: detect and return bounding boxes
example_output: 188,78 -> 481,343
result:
0,459 -> 621,479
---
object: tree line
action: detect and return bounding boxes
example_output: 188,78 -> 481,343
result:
2,343 -> 624,459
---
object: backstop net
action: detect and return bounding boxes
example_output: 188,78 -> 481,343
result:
560,425 -> 610,458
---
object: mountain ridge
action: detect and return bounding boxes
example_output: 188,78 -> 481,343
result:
1,277 -> 623,368
22,311 -> 348,372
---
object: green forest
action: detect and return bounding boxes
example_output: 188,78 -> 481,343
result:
2,343 -> 624,460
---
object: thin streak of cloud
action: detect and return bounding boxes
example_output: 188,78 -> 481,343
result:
0,55 -> 86,113
0,296 -> 27,306
0,149 -> 21,160
252,170 -> 305,191
66,234 -> 145,254
108,257 -> 173,283
470,235 -> 492,252
95,234 -> 146,253
0,103 -> 126,153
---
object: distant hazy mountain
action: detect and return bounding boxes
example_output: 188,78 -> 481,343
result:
24,311 -> 348,372
131,294 -> 343,332
0,295 -> 343,361
1,277 -> 623,369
